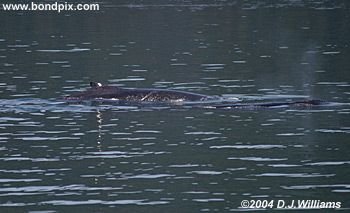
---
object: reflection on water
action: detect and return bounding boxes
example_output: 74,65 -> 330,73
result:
0,98 -> 349,211
0,0 -> 350,212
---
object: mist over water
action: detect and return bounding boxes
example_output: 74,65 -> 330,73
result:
0,0 -> 349,212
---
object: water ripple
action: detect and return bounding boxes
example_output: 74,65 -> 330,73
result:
0,179 -> 41,183
185,131 -> 221,135
189,171 -> 224,175
15,137 -> 80,141
315,129 -> 350,134
39,199 -> 169,206
254,173 -> 335,178
120,174 -> 175,180
305,161 -> 350,166
228,157 -> 287,162
193,198 -> 225,202
210,144 -> 286,149
169,164 -> 199,168
282,184 -> 350,190
36,48 -> 90,53
0,185 -> 121,193
0,157 -> 60,162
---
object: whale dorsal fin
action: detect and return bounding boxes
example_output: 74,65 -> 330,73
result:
90,82 -> 103,88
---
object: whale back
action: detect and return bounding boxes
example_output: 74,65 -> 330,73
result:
64,82 -> 211,102
64,82 -> 123,100
63,82 -> 325,108
90,81 -> 103,88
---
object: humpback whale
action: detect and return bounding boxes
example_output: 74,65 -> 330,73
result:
64,82 -> 324,108
64,82 -> 215,102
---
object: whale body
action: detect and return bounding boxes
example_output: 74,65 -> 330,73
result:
64,82 -> 215,102
64,82 -> 324,108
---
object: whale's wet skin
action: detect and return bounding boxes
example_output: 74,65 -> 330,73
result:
63,82 -> 326,109
64,82 -> 215,103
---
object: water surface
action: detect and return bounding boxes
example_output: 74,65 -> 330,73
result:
0,0 -> 349,212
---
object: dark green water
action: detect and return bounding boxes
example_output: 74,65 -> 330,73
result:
0,1 -> 349,212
